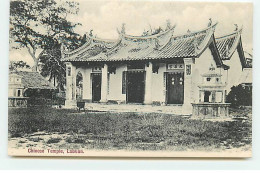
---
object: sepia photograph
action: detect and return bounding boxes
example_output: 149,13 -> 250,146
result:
8,0 -> 253,157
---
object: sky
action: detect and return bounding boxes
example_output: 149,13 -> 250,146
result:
9,0 -> 253,66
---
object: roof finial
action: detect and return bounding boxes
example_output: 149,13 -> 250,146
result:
166,19 -> 171,30
187,29 -> 191,33
234,24 -> 238,31
121,23 -> 126,34
154,38 -> 160,50
209,63 -> 215,71
208,18 -> 212,27
89,29 -> 93,37
142,29 -> 148,36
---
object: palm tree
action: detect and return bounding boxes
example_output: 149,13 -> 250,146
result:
39,44 -> 66,91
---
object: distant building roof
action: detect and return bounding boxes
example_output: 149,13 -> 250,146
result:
215,29 -> 250,68
9,71 -> 55,90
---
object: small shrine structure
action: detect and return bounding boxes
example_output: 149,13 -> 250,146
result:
192,64 -> 230,118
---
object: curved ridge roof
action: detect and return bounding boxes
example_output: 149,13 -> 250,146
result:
215,28 -> 243,60
145,23 -> 218,60
215,28 -> 249,68
61,23 -> 219,62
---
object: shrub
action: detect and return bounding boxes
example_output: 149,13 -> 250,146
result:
47,137 -> 62,144
226,84 -> 252,108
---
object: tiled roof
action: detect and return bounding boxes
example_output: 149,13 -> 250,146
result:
145,29 -> 210,59
10,71 -> 55,90
215,29 -> 242,60
61,23 -> 219,62
215,28 -> 250,68
62,36 -> 119,62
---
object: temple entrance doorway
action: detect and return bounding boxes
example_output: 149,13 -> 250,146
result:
92,73 -> 101,102
126,71 -> 145,103
167,72 -> 184,104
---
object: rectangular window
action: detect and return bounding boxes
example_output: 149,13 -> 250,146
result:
186,65 -> 191,75
67,67 -> 71,76
17,90 -> 21,97
122,71 -> 127,94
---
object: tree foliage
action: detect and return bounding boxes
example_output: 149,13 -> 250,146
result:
39,34 -> 87,91
9,60 -> 31,71
226,84 -> 252,107
9,0 -> 81,71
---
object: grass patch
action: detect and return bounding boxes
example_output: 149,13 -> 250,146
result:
47,137 -> 62,144
28,137 -> 43,142
8,107 -> 252,151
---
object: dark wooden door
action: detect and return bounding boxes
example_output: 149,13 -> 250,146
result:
167,72 -> 184,104
92,73 -> 101,102
127,72 -> 145,103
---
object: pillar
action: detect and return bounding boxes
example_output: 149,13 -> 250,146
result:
182,58 -> 194,115
65,62 -> 77,107
144,62 -> 153,104
100,64 -> 108,103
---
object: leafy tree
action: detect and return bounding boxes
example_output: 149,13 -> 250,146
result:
9,0 -> 81,72
39,34 -> 87,91
39,44 -> 65,90
226,84 -> 252,107
9,60 -> 31,71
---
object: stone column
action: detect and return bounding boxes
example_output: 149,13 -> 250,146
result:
182,58 -> 194,115
144,62 -> 153,104
100,64 -> 108,103
65,62 -> 77,107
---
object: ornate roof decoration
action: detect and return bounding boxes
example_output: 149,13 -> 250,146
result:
202,64 -> 222,77
215,27 -> 249,68
144,23 -> 218,60
215,27 -> 243,60
61,22 -> 243,70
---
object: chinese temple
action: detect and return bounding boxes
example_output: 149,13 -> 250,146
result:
61,22 -> 252,116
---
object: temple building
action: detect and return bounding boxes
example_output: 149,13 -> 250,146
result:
61,23 -> 252,115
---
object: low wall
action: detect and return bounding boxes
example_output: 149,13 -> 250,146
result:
8,97 -> 28,107
192,103 -> 230,118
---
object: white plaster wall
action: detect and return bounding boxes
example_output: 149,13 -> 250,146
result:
65,63 -> 76,101
75,67 -> 92,100
220,68 -> 228,87
151,63 -> 166,102
239,68 -> 252,84
223,50 -> 244,92
192,48 -> 222,103
85,68 -> 92,100
107,64 -> 127,101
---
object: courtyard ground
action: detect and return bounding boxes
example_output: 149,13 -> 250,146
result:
8,104 -> 252,153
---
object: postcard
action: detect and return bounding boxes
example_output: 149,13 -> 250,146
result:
8,0 -> 253,157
